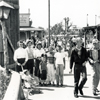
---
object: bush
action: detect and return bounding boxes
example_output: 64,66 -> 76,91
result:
0,70 -> 11,100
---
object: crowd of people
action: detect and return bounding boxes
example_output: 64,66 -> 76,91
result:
13,35 -> 100,98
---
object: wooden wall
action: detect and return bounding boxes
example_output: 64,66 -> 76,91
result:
0,0 -> 19,66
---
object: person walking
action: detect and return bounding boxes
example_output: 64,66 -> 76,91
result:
54,44 -> 65,87
69,37 -> 88,98
88,39 -> 100,95
14,40 -> 28,73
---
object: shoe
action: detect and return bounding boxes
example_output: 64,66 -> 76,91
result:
48,82 -> 51,85
39,82 -> 41,86
93,91 -> 98,96
57,83 -> 59,87
96,89 -> 100,92
74,93 -> 79,98
52,82 -> 55,86
40,83 -> 43,86
79,88 -> 83,95
61,84 -> 63,87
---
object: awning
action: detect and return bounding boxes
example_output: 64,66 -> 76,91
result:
20,27 -> 44,32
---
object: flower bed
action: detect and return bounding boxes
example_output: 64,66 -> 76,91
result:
0,70 -> 11,100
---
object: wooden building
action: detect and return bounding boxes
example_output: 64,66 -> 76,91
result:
0,0 -> 19,67
83,25 -> 100,48
19,13 -> 44,41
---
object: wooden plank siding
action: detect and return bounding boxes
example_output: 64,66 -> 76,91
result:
0,0 -> 19,68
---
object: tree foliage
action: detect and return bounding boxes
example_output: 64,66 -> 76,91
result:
50,22 -> 64,35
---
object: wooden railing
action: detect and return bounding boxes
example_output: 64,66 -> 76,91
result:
3,72 -> 25,100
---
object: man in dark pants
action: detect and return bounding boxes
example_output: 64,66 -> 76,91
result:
69,37 -> 88,98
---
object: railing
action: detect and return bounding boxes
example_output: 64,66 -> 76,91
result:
3,72 -> 25,100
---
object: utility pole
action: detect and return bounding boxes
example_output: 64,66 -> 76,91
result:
84,14 -> 89,48
95,15 -> 97,25
48,0 -> 50,46
87,14 -> 89,26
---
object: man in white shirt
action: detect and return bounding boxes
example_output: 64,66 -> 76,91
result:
54,45 -> 65,87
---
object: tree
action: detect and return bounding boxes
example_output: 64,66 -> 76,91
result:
50,22 -> 64,35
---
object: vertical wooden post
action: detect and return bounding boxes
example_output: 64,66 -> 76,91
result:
0,20 -> 8,68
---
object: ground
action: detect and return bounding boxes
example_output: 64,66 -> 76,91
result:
23,59 -> 100,100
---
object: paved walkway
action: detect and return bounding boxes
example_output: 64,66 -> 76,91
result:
26,59 -> 100,100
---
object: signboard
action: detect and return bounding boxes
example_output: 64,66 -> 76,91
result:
20,14 -> 30,26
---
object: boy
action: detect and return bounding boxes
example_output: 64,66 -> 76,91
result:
39,54 -> 47,86
47,46 -> 55,86
54,45 -> 65,87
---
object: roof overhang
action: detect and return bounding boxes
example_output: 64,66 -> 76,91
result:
20,27 -> 44,32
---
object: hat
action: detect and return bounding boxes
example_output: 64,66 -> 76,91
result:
92,39 -> 98,44
26,39 -> 32,45
57,44 -> 62,48
37,41 -> 42,45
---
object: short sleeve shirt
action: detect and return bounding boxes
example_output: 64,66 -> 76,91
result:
54,52 -> 65,65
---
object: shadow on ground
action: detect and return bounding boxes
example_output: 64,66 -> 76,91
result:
79,95 -> 100,99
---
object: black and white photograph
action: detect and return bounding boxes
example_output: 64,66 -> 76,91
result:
0,0 -> 100,100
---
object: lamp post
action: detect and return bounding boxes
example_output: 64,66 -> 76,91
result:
0,1 -> 14,68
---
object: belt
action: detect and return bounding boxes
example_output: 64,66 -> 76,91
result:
75,63 -> 82,65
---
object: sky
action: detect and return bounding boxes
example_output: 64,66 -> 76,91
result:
19,0 -> 100,29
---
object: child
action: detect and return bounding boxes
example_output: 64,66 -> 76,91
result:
39,54 -> 47,86
54,45 -> 65,87
47,46 -> 55,86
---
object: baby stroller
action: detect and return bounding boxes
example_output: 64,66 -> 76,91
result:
20,65 -> 40,96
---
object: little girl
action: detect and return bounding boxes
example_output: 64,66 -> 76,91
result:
39,54 -> 47,86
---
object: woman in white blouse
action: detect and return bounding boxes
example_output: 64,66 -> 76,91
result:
14,40 -> 28,72
25,39 -> 35,76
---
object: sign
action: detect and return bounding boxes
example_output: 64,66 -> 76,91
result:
20,14 -> 30,26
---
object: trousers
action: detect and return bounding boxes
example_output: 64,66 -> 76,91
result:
91,62 -> 100,92
56,64 -> 64,85
74,65 -> 87,94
